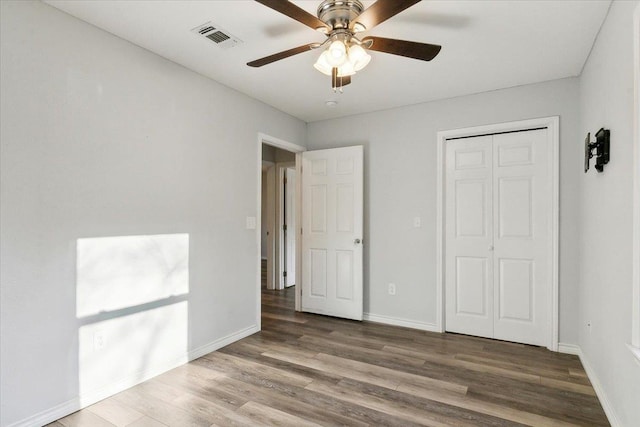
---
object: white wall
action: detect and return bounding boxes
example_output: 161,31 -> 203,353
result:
578,1 -> 640,425
307,77 -> 581,342
0,1 -> 306,426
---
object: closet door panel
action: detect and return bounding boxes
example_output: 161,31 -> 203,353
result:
492,129 -> 549,346
445,136 -> 494,339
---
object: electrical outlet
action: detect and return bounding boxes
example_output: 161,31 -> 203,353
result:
388,283 -> 396,296
93,331 -> 106,351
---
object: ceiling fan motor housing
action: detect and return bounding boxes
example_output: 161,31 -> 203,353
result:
317,0 -> 364,30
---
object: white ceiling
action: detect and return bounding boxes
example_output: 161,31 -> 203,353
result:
45,0 -> 611,123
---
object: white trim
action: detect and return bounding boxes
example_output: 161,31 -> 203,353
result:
627,343 -> 640,365
631,2 -> 640,352
6,398 -> 80,427
557,344 -> 621,427
187,324 -> 259,360
436,116 -> 560,351
295,152 -> 303,312
557,342 -> 581,355
258,132 -> 306,154
363,312 -> 441,333
257,133 -> 305,322
435,127 -> 446,333
7,325 -> 258,427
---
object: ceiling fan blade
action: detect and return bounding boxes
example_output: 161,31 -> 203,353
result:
247,43 -> 316,67
255,0 -> 330,32
351,0 -> 421,31
362,36 -> 441,61
342,75 -> 352,86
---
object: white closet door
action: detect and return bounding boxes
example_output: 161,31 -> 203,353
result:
301,146 -> 363,320
445,129 -> 550,347
492,129 -> 549,346
445,136 -> 494,339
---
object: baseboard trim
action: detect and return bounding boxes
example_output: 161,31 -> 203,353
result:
557,343 -> 621,427
6,324 -> 259,427
557,342 -> 581,355
5,397 -> 81,427
188,324 -> 259,361
363,312 -> 441,333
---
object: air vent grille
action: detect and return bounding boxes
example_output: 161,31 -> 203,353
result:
198,26 -> 216,35
206,31 -> 230,44
191,22 -> 242,50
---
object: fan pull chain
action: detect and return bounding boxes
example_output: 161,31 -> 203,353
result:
331,67 -> 345,93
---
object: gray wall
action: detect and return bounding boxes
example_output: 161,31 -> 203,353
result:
0,1 -> 306,425
578,1 -> 640,425
307,77 -> 581,343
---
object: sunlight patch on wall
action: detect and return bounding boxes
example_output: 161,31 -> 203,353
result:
78,301 -> 188,405
76,234 -> 189,317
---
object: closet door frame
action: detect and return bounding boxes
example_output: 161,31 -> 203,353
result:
436,116 -> 559,351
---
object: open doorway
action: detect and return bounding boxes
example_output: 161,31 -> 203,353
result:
259,136 -> 303,321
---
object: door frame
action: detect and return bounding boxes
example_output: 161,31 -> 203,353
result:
435,116 -> 560,351
257,133 -> 305,329
631,3 -> 640,352
276,161 -> 296,290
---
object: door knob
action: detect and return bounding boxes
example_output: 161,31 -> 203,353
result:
354,238 -> 362,244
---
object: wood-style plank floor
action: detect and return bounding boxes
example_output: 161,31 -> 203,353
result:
51,266 -> 608,426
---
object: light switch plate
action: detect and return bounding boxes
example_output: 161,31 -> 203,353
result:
413,217 -> 421,228
246,216 -> 257,230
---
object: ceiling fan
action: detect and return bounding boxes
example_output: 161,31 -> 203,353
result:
247,0 -> 441,91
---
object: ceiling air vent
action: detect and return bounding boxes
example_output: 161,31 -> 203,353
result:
191,22 -> 242,50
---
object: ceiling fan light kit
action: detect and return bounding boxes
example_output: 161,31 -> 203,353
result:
249,0 -> 441,91
313,38 -> 370,76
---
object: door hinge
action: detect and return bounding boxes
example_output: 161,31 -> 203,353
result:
283,271 -> 287,277
284,177 -> 287,185
283,224 -> 287,231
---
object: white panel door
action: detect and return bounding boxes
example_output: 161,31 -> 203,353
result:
284,167 -> 296,287
301,146 -> 363,320
493,129 -> 549,346
444,129 -> 550,347
445,136 -> 494,339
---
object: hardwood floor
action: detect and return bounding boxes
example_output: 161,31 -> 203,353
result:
51,268 -> 608,426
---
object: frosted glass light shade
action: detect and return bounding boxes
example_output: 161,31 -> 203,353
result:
337,60 -> 355,77
348,44 -> 371,71
314,41 -> 371,79
327,40 -> 347,67
313,51 -> 333,76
